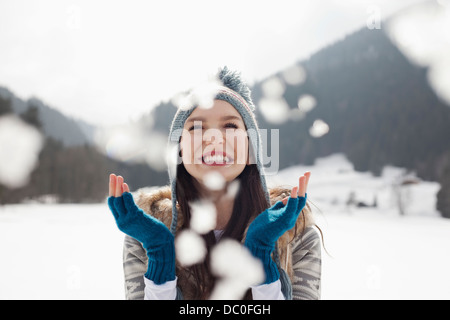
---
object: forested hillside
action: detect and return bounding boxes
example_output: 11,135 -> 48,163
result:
1,26 -> 449,217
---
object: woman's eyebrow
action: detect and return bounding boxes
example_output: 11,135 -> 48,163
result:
221,115 -> 242,121
186,116 -> 205,123
186,115 -> 242,123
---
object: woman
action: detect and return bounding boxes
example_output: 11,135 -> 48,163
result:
108,67 -> 321,300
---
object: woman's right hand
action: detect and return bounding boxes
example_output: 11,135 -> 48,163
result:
109,173 -> 130,197
107,173 -> 176,284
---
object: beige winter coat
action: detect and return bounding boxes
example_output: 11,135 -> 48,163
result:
122,185 -> 322,300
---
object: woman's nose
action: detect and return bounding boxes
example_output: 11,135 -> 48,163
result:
203,128 -> 225,145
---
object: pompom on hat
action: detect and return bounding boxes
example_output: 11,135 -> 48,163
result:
166,66 -> 292,299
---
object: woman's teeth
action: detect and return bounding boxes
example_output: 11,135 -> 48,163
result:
203,155 -> 230,163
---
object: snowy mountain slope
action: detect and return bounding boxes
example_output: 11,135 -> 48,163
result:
267,153 -> 441,218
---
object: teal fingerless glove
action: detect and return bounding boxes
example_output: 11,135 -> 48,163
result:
244,194 -> 307,284
108,192 -> 175,285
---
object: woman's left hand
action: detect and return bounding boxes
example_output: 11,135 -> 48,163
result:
281,171 -> 310,205
244,172 -> 311,284
247,171 -> 311,246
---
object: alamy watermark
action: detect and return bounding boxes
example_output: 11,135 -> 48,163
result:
170,121 -> 280,175
66,265 -> 82,290
66,5 -> 82,30
367,5 -> 382,30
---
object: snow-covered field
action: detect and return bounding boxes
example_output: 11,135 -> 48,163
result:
0,203 -> 125,299
269,154 -> 450,299
1,154 -> 449,299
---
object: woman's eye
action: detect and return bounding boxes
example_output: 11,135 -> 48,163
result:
225,122 -> 238,129
188,125 -> 203,131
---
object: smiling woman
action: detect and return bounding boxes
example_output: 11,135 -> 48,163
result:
107,67 -> 321,300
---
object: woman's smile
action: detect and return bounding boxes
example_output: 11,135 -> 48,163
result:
200,151 -> 234,166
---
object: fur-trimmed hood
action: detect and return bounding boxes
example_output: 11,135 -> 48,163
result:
134,185 -> 315,284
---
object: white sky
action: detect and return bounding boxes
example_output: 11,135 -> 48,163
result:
0,0 -> 425,126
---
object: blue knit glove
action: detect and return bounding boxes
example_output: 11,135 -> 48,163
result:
244,194 -> 307,284
108,192 -> 175,285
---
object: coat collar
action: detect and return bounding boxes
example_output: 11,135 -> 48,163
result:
134,184 -> 315,290
135,185 -> 314,235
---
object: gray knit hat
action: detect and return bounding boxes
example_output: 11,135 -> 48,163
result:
166,66 -> 292,299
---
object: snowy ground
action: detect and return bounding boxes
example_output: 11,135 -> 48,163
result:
0,203 -> 125,299
268,154 -> 450,299
1,154 -> 449,299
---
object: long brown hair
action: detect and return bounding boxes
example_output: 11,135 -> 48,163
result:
175,163 -> 270,299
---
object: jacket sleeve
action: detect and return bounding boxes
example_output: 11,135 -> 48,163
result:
291,226 -> 322,300
123,235 -> 148,300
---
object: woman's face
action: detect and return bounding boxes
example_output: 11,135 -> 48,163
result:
180,100 -> 249,186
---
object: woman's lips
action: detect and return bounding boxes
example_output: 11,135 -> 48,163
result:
200,151 -> 234,166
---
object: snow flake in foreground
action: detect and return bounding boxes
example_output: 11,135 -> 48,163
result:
261,76 -> 285,98
172,77 -> 223,111
282,64 -> 306,86
95,122 -> 168,172
175,229 -> 207,267
259,76 -> 290,124
309,119 -> 330,138
209,239 -> 264,300
225,180 -> 240,199
297,94 -> 317,114
386,1 -> 450,105
189,200 -> 217,234
259,97 -> 290,124
0,115 -> 43,188
203,170 -> 226,191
